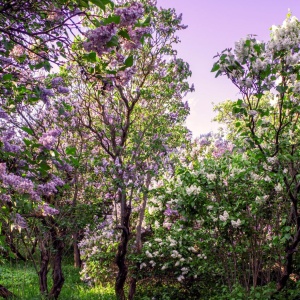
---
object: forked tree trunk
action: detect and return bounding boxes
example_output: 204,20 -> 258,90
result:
115,204 -> 131,300
128,174 -> 151,300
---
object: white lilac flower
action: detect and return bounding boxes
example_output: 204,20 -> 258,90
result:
275,183 -> 283,192
186,185 -> 201,195
149,260 -> 156,267
188,246 -> 197,253
219,211 -> 229,222
145,250 -> 153,258
171,250 -> 179,258
231,219 -> 242,228
267,157 -> 277,164
265,175 -> 272,182
206,173 -> 216,181
140,263 -> 147,270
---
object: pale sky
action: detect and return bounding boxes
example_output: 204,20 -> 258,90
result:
157,0 -> 300,137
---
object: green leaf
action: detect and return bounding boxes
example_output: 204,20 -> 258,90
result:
66,146 -> 77,156
253,44 -> 261,55
102,15 -> 120,25
78,0 -> 89,8
124,55 -> 134,67
106,35 -> 119,47
21,127 -> 34,136
70,157 -> 80,167
39,161 -> 51,171
2,74 -> 12,81
23,139 -> 31,146
237,99 -> 243,106
43,61 -> 51,72
142,16 -> 151,26
211,63 -> 220,72
86,51 -> 97,62
118,29 -> 130,40
90,0 -> 105,10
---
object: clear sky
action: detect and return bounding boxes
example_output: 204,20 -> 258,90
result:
156,0 -> 300,137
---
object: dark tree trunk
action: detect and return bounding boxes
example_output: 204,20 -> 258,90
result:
49,227 -> 65,300
128,277 -> 137,300
73,232 -> 82,268
276,227 -> 300,291
0,285 -> 14,298
38,241 -> 50,297
115,204 -> 131,300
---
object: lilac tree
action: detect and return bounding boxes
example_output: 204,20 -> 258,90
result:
212,14 -> 300,294
67,1 -> 193,298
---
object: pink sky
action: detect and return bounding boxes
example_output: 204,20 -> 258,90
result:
157,0 -> 300,136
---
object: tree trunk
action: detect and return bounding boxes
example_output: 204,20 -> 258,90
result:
73,232 -> 82,268
38,240 -> 50,297
128,277 -> 137,300
115,204 -> 131,300
128,174 -> 151,300
49,230 -> 65,299
0,285 -> 14,299
276,226 -> 300,291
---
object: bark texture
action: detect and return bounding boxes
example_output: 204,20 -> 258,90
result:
115,204 -> 131,300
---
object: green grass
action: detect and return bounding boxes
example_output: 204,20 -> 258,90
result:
0,261 -> 115,299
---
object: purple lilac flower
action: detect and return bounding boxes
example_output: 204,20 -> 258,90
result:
116,67 -> 137,85
39,129 -> 61,149
51,77 -> 64,87
13,213 -> 28,229
40,88 -> 55,104
115,2 -> 144,26
38,203 -> 59,216
83,23 -> 117,56
37,181 -> 58,197
164,204 -> 178,216
2,173 -> 34,194
57,86 -> 69,94
0,107 -> 8,119
0,194 -> 11,203
3,141 -> 21,153
0,162 -> 6,175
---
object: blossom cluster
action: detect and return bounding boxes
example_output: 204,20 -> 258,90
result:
115,2 -> 144,26
38,128 -> 62,149
83,23 -> 117,56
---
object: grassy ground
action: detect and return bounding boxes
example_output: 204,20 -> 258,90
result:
0,261 -> 183,299
0,261 -> 115,299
